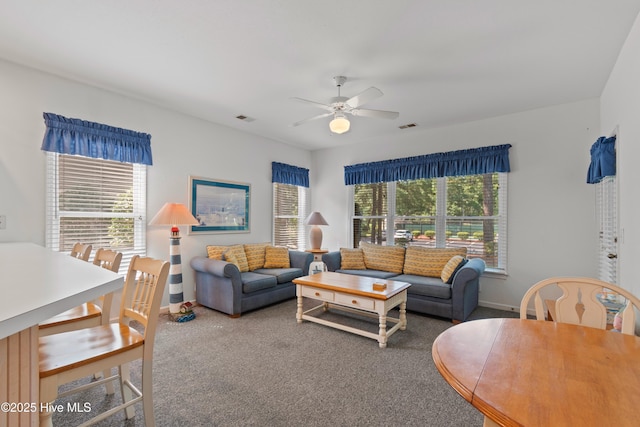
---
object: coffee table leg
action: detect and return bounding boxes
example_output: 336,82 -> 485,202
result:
296,288 -> 303,324
378,314 -> 388,348
400,301 -> 407,331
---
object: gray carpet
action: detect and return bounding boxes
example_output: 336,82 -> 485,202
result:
53,300 -> 519,426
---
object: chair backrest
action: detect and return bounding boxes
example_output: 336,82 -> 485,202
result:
119,255 -> 170,353
93,248 -> 123,273
70,243 -> 92,261
520,277 -> 640,335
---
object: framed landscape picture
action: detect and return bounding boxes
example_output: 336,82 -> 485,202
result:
188,176 -> 250,234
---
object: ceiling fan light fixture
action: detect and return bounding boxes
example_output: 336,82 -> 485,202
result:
329,113 -> 350,134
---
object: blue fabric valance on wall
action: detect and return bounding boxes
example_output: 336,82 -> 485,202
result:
41,112 -> 153,165
344,144 -> 512,185
586,136 -> 616,184
272,162 -> 309,188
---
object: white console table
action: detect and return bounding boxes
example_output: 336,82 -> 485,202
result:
0,242 -> 123,427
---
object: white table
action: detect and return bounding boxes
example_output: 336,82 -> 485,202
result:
0,242 -> 124,427
294,272 -> 410,348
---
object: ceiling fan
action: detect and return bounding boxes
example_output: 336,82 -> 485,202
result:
290,76 -> 399,134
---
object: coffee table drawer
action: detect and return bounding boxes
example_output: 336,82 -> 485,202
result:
334,293 -> 375,310
301,286 -> 334,302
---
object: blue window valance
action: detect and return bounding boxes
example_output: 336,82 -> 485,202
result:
344,144 -> 512,185
586,136 -> 616,184
41,112 -> 153,165
272,162 -> 309,187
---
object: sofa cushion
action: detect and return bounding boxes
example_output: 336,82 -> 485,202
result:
340,248 -> 365,270
206,245 -> 227,260
403,247 -> 467,278
223,245 -> 249,272
441,256 -> 468,284
264,246 -> 290,268
244,243 -> 269,270
336,269 -> 399,279
360,242 -> 405,274
240,272 -> 277,293
393,274 -> 452,299
254,268 -> 303,284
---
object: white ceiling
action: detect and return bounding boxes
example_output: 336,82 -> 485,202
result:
1,1 -> 639,151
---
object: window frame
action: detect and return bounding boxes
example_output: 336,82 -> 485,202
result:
349,173 -> 508,274
45,152 -> 147,273
272,182 -> 310,250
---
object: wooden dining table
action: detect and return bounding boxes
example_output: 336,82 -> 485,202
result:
432,318 -> 640,426
0,242 -> 124,427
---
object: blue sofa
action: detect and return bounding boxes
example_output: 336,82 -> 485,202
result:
191,249 -> 313,317
322,249 -> 485,322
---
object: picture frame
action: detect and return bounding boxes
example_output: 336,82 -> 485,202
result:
188,176 -> 250,234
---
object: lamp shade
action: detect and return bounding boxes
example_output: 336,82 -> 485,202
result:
329,114 -> 350,134
304,212 -> 328,226
149,203 -> 199,226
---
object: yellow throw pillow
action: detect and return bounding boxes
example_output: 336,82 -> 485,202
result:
440,255 -> 468,283
222,249 -> 238,267
264,246 -> 290,268
340,248 -> 365,270
403,247 -> 467,277
206,245 -> 227,260
243,243 -> 269,271
223,244 -> 249,272
360,242 -> 405,274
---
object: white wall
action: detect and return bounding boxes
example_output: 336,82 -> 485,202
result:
0,59 -> 311,307
1,53 -> 625,314
313,99 -> 601,311
601,12 -> 640,299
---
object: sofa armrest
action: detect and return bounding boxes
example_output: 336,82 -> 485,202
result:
322,251 -> 341,272
450,258 -> 485,322
289,250 -> 314,275
190,256 -> 243,315
190,256 -> 239,278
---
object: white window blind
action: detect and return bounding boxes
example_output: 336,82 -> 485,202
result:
272,183 -> 310,250
596,175 -> 617,283
46,152 -> 146,273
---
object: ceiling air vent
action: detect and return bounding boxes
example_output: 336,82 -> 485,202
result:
399,123 -> 417,129
236,115 -> 255,122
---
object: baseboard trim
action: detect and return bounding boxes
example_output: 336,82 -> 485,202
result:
478,300 -> 521,315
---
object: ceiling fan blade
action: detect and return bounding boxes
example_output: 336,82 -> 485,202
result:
290,112 -> 334,127
290,97 -> 335,112
345,87 -> 383,108
350,108 -> 399,120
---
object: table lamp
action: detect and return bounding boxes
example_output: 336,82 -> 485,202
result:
149,202 -> 199,322
304,212 -> 328,250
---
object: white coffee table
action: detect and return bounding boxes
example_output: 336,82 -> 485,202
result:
293,271 -> 411,348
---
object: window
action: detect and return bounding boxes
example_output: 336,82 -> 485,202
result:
272,183 -> 310,249
353,182 -> 388,245
351,173 -> 508,273
271,161 -> 310,250
46,153 -> 147,273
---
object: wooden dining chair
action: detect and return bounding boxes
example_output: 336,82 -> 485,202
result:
39,248 -> 123,336
39,255 -> 170,427
70,242 -> 93,261
520,276 -> 640,335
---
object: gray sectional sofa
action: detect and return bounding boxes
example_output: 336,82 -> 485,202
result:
191,245 -> 313,317
322,245 -> 485,322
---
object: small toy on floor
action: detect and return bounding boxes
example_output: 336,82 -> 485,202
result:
172,301 -> 196,322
